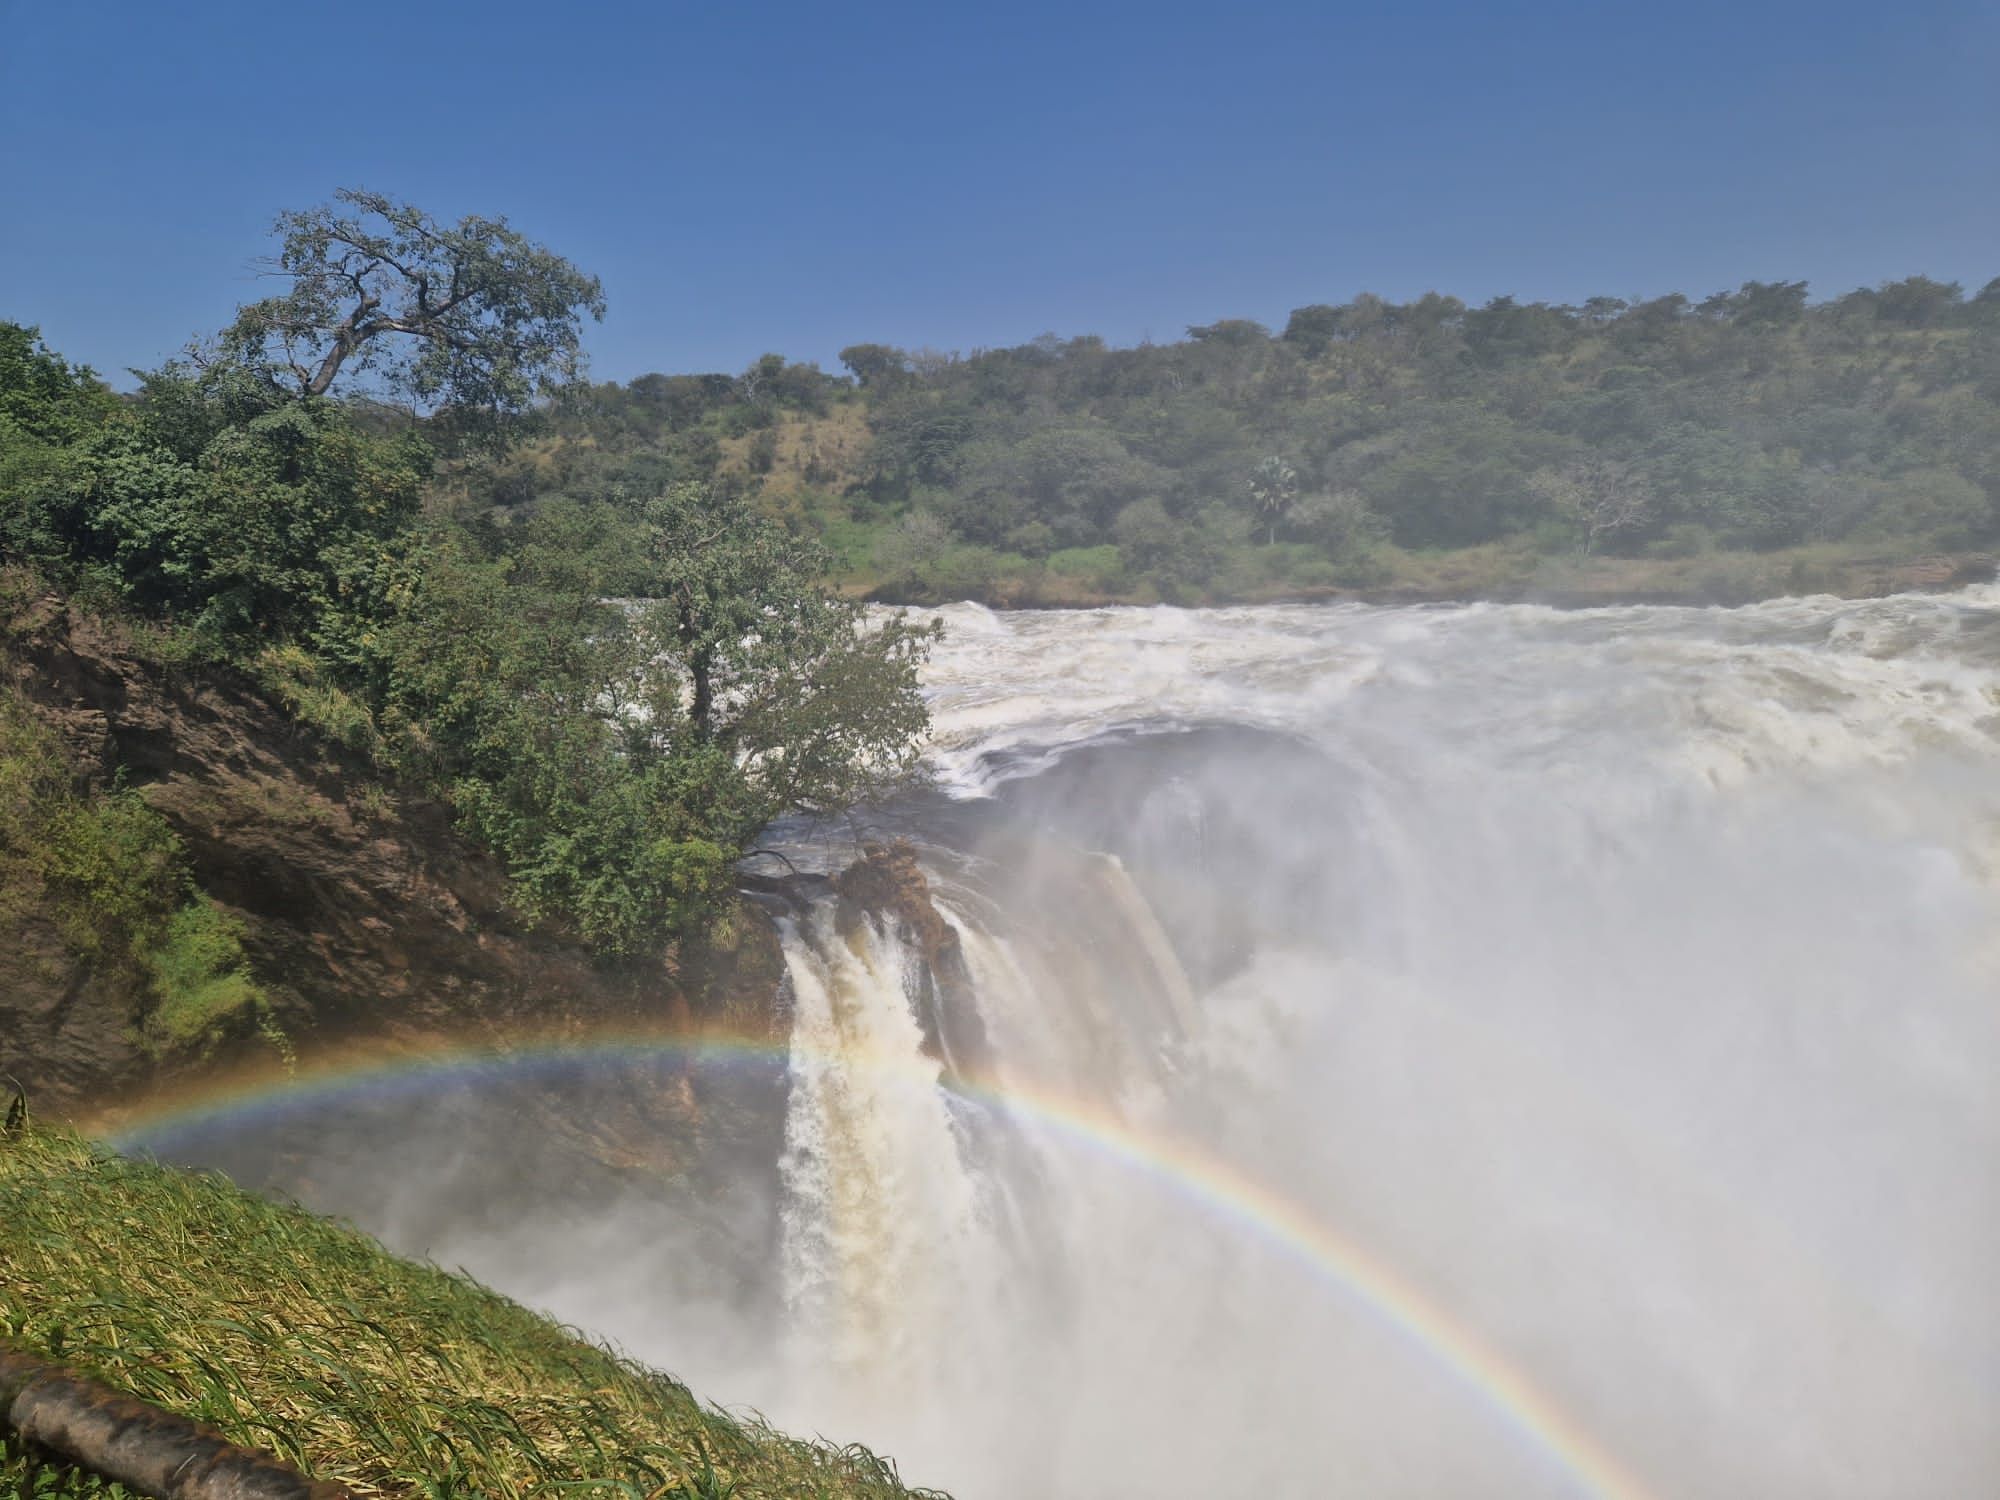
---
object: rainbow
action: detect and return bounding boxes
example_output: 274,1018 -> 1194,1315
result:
102,1027 -> 1664,1500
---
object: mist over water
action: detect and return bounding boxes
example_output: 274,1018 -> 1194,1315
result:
144,588 -> 2000,1498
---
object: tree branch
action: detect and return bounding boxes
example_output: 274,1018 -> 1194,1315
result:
737,847 -> 802,875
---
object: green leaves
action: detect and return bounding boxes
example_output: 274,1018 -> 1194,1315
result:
140,901 -> 264,1052
3,230 -> 933,972
0,325 -> 122,563
225,189 -> 605,428
361,486 -> 939,957
0,325 -> 117,446
0,689 -> 261,1054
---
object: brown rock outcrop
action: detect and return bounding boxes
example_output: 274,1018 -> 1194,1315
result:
832,839 -> 990,1073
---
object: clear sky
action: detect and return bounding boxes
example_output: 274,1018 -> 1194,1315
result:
3,0 -> 1995,387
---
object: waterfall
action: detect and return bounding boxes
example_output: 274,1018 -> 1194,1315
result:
746,588 -> 2000,1499
773,909 -> 1008,1420
135,584 -> 2000,1499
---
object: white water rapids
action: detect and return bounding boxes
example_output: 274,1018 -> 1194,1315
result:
149,586 -> 2000,1498
745,588 -> 2000,1498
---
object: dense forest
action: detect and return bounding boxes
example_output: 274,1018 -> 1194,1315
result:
505,273 -> 2000,603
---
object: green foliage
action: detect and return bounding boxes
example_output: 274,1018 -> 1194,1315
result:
1248,455 -> 1299,544
515,272 -> 2000,601
885,544 -> 1036,602
0,1124 -> 943,1500
0,686 -> 179,959
141,900 -> 263,1050
839,343 -> 912,390
1046,544 -> 1125,588
249,643 -> 383,756
0,686 -> 263,1050
0,324 -> 119,445
0,325 -> 122,563
358,485 -> 937,955
865,399 -> 979,496
4,206 -> 940,968
1860,467 -> 1994,546
39,790 -> 184,959
224,188 -> 606,424
3,344 -> 431,654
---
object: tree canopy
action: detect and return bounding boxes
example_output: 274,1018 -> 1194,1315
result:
372,486 -> 939,950
511,270 -> 2000,602
0,193 -> 945,958
224,189 -> 605,422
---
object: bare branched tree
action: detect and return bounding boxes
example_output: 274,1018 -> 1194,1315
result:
1530,458 -> 1655,554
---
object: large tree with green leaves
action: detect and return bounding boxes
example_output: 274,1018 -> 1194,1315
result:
0,324 -> 123,560
224,189 -> 605,419
370,484 -> 940,953
629,482 -> 940,825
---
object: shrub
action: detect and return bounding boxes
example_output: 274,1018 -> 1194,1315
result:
142,900 -> 265,1050
1,685 -> 265,1051
40,791 -> 182,957
250,643 -> 382,757
1046,544 -> 1124,591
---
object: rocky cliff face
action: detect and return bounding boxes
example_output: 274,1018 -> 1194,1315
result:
832,840 -> 991,1074
0,595 -> 782,1132
0,594 -> 987,1290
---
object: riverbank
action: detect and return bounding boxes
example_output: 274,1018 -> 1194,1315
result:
854,539 -> 1997,611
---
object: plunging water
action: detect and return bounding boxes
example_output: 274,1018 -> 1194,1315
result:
140,588 -> 2000,1498
749,590 -> 2000,1498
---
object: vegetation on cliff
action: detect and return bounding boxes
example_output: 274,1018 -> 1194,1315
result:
0,194 -> 938,965
0,657 -> 266,1056
9,194 -> 1998,1005
0,1122 -> 941,1499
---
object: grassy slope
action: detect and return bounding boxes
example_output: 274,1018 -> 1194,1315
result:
0,1126 -> 940,1500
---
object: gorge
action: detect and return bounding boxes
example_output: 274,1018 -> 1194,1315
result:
102,587 -> 2000,1499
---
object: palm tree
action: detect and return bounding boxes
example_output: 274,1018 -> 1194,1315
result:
1249,456 -> 1299,545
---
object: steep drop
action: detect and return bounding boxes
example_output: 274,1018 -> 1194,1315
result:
130,587 -> 2000,1500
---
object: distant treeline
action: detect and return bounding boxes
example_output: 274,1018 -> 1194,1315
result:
512,274 -> 2000,601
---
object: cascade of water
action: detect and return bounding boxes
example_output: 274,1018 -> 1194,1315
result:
129,585 -> 2000,1500
769,908 -> 1026,1483
753,587 -> 2000,1499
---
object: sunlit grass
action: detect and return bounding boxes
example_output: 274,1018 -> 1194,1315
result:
0,1125 -> 944,1500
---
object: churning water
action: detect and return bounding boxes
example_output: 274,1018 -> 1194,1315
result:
745,589 -> 2000,1499
150,588 -> 2000,1498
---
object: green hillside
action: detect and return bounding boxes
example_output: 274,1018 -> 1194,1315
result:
0,1125 -> 940,1500
500,275 -> 2000,604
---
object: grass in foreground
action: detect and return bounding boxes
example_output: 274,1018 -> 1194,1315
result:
0,1125 -> 942,1500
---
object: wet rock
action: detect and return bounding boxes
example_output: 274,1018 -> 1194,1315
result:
832,840 -> 990,1074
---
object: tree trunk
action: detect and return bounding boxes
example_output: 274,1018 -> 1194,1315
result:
691,647 -> 714,736
0,1344 -> 354,1500
678,602 -> 714,736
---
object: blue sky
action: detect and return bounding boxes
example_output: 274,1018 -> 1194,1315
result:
2,0 -> 1995,386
